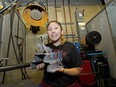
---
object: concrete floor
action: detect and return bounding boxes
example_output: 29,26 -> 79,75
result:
0,70 -> 43,87
0,79 -> 38,87
0,76 -> 116,87
0,67 -> 116,87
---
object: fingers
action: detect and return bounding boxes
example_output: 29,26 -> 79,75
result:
36,63 -> 45,70
56,67 -> 64,73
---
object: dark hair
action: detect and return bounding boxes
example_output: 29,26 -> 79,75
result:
47,20 -> 66,44
47,20 -> 63,30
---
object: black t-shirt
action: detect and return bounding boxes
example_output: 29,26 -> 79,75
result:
43,41 -> 82,87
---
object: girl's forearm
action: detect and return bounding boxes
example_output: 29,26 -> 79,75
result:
63,67 -> 81,76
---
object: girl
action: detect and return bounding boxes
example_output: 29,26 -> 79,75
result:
37,20 -> 82,87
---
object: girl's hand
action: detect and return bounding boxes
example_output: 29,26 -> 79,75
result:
56,67 -> 65,73
36,63 -> 45,70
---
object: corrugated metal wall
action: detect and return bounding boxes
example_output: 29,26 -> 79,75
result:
86,0 -> 116,79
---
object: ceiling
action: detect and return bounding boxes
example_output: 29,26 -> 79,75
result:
43,0 -> 101,4
1,0 -> 102,6
48,0 -> 101,4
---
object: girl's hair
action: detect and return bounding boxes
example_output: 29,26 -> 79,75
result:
47,20 -> 63,30
47,20 -> 66,44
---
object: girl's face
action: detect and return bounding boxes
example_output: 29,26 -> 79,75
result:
47,22 -> 63,42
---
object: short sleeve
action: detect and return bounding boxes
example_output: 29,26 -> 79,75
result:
70,44 -> 83,67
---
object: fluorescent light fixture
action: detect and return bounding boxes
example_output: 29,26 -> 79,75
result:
0,1 -> 3,10
78,22 -> 85,26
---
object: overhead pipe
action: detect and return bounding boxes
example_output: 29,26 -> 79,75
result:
86,0 -> 114,25
45,0 -> 50,43
75,0 -> 81,42
54,0 -> 57,20
62,0 -> 68,41
0,0 -> 18,14
46,0 -> 49,22
68,0 -> 74,42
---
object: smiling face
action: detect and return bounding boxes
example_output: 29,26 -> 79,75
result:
47,22 -> 63,43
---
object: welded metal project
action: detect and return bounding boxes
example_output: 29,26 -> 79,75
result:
31,41 -> 63,73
